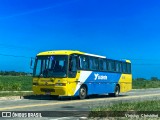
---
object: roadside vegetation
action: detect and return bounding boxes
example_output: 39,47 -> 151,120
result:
0,76 -> 32,91
133,77 -> 160,89
0,75 -> 33,97
0,71 -> 30,76
89,100 -> 160,117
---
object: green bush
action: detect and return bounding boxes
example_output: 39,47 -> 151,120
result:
11,83 -> 22,91
0,76 -> 32,91
133,80 -> 160,89
0,83 -> 4,91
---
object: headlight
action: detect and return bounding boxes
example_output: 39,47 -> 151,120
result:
33,82 -> 38,85
55,83 -> 66,86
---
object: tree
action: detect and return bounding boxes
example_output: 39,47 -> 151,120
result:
135,78 -> 146,81
151,77 -> 159,81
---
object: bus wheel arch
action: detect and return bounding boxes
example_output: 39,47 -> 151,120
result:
79,84 -> 88,99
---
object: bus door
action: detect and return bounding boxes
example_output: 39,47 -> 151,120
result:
68,55 -> 80,95
69,54 -> 78,78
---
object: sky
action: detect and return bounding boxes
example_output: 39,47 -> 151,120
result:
0,0 -> 160,79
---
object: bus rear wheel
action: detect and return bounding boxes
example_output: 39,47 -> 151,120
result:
109,85 -> 120,97
79,85 -> 87,99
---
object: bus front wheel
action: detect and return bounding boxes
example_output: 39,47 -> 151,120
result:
79,85 -> 87,99
109,85 -> 120,97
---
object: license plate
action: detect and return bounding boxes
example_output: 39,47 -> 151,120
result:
45,92 -> 51,95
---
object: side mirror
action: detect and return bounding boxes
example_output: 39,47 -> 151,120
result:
30,57 -> 34,69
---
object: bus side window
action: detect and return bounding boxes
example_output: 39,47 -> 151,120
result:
110,60 -> 115,72
89,57 -> 93,70
108,60 -> 111,71
69,56 -> 77,72
122,62 -> 127,73
35,59 -> 41,76
127,63 -> 131,74
115,61 -> 120,72
119,62 -> 122,73
89,57 -> 98,70
99,59 -> 107,71
99,59 -> 103,71
69,55 -> 78,78
79,56 -> 89,70
94,58 -> 99,70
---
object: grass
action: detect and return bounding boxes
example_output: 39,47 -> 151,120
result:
103,100 -> 160,111
132,80 -> 160,89
89,100 -> 160,118
0,76 -> 32,91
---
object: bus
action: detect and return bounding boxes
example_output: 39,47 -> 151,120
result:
32,50 -> 132,99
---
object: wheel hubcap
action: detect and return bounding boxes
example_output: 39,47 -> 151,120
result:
116,87 -> 119,95
80,88 -> 86,97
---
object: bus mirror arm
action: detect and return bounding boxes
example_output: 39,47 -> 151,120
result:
30,57 -> 34,69
75,80 -> 80,83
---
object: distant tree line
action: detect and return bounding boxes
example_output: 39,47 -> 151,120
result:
0,71 -> 32,76
134,77 -> 160,81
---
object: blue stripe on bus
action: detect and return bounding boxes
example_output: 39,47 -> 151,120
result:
74,71 -> 121,96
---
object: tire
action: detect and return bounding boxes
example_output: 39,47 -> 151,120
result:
79,85 -> 87,99
109,85 -> 120,97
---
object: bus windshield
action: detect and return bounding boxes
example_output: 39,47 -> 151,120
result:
33,55 -> 68,78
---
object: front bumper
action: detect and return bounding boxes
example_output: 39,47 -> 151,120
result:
32,86 -> 68,96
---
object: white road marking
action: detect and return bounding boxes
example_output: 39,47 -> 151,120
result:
79,117 -> 88,120
50,117 -> 74,120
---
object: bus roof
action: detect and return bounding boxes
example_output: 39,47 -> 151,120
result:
37,50 -> 106,58
37,50 -> 130,62
37,50 -> 84,56
121,59 -> 131,63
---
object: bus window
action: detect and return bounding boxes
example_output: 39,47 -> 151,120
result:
79,56 -> 89,70
69,56 -> 77,72
115,61 -> 120,72
89,57 -> 98,70
99,59 -> 107,71
34,59 -> 41,76
69,55 -> 77,78
108,60 -> 115,72
127,63 -> 131,74
108,60 -> 111,71
111,61 -> 115,72
94,58 -> 99,70
122,62 -> 127,73
119,62 -> 122,73
89,57 -> 93,70
33,55 -> 67,78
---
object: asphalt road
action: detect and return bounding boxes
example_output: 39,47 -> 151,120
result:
0,88 -> 160,120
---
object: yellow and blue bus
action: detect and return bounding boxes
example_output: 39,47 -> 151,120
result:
32,50 -> 132,99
